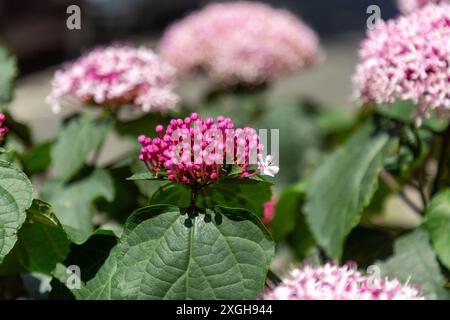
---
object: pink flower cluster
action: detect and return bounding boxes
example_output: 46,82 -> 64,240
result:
47,45 -> 179,113
397,0 -> 448,13
261,263 -> 424,300
138,113 -> 270,185
159,1 -> 319,85
0,113 -> 7,142
353,4 -> 450,125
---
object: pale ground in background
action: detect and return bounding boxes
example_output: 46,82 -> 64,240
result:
8,33 -> 422,229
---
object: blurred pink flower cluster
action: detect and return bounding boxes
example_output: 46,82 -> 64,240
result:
47,46 -> 179,113
138,112 -> 276,186
262,197 -> 276,226
0,113 -> 7,142
159,1 -> 319,85
353,4 -> 450,125
261,263 -> 424,300
397,0 -> 448,13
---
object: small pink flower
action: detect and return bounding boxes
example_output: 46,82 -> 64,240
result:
353,3 -> 450,125
261,263 -> 425,300
47,45 -> 179,113
397,0 -> 448,13
159,1 -> 319,85
0,113 -> 8,142
138,113 -> 276,185
262,197 -> 276,226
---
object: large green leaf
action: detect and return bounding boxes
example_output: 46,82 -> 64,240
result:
51,114 -> 112,182
304,122 -> 391,259
377,229 -> 450,300
0,161 -> 33,263
1,199 -> 70,275
76,205 -> 274,300
0,46 -> 17,105
424,190 -> 450,270
197,179 -> 272,217
41,169 -> 114,244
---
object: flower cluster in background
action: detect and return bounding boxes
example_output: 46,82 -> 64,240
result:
159,1 -> 319,85
138,113 -> 277,185
47,45 -> 179,113
353,3 -> 450,125
261,263 -> 424,300
0,113 -> 7,142
397,0 -> 448,13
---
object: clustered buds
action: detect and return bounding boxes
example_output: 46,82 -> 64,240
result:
261,263 -> 425,300
160,1 -> 319,85
138,113 -> 276,185
47,45 -> 179,113
353,3 -> 450,126
0,113 -> 8,142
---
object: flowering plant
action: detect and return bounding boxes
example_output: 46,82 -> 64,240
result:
0,2 -> 449,302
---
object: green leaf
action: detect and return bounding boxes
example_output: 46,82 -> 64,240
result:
26,199 -> 61,228
377,229 -> 450,300
51,114 -> 112,182
0,46 -> 17,105
16,223 -> 71,275
0,160 -> 33,263
270,181 -> 308,242
304,122 -> 391,259
22,141 -> 52,176
197,178 -> 272,217
150,183 -> 191,207
76,205 -> 274,299
424,190 -> 450,270
41,169 -> 114,244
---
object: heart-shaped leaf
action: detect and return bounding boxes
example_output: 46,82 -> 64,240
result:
75,205 -> 274,299
0,161 -> 33,263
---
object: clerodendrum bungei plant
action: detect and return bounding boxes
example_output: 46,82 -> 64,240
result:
1,0 -> 450,301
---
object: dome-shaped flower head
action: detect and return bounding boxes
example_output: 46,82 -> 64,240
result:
261,263 -> 425,300
0,113 -> 7,142
159,1 -> 319,85
138,112 -> 278,185
353,4 -> 450,126
397,0 -> 448,13
47,45 -> 179,113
